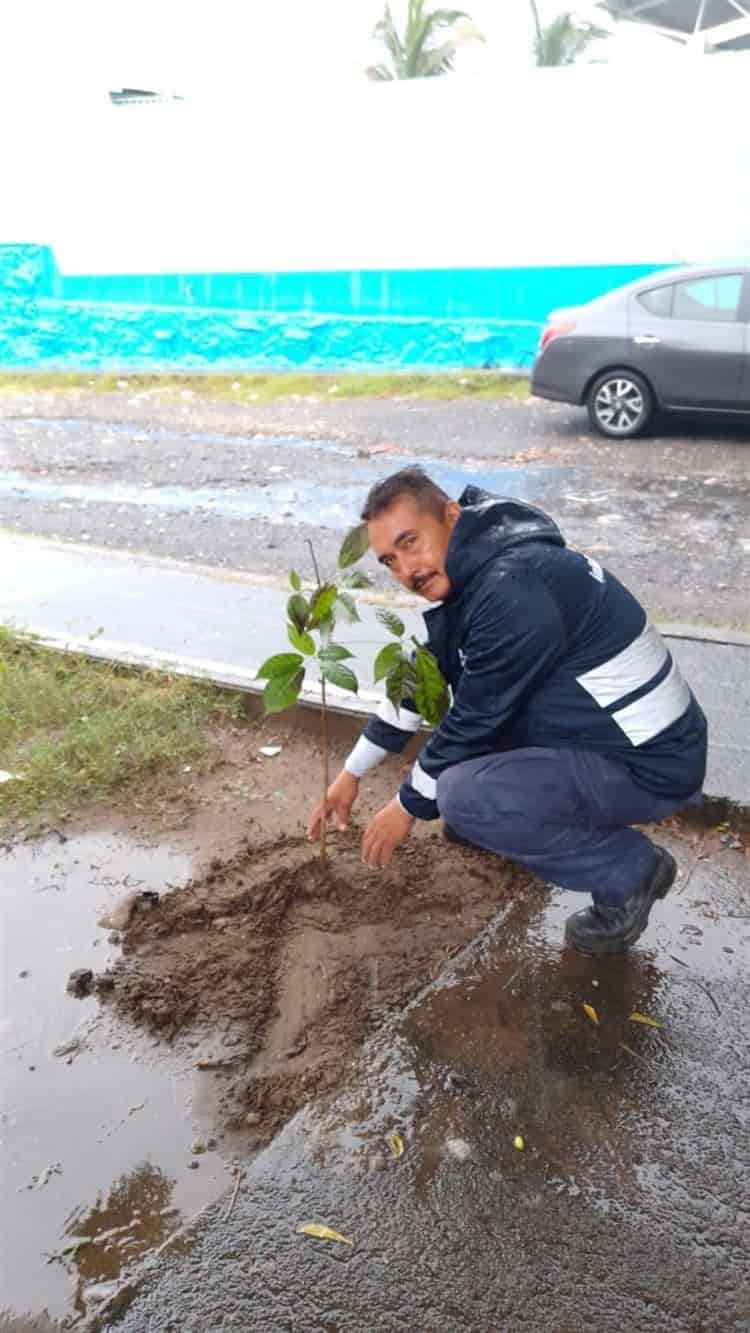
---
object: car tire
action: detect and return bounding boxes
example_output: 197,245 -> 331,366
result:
586,369 -> 654,439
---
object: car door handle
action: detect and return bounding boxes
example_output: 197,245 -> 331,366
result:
633,335 -> 661,346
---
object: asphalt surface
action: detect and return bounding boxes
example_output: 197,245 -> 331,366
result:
86,848 -> 750,1333
1,388 -> 750,628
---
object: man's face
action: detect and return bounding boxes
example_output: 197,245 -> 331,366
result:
367,495 -> 460,601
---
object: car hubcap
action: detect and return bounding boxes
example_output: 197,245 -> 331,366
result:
595,379 -> 643,434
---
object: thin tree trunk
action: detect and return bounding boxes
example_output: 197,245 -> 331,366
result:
529,0 -> 543,53
307,538 -> 328,864
320,677 -> 329,864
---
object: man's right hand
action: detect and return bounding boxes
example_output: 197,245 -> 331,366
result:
307,769 -> 360,841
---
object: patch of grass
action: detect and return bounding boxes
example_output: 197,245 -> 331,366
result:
0,627 -> 245,830
0,370 -> 530,403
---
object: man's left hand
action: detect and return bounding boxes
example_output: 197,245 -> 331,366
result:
362,798 -> 414,869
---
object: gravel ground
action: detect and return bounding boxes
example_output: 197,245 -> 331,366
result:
1,386 -> 749,626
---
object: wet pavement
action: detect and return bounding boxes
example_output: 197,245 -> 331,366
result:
1,390 -> 750,627
83,833 -> 750,1333
2,387 -> 750,1328
2,530 -> 748,806
0,833 -> 235,1323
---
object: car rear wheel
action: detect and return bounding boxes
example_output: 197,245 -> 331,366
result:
587,370 -> 653,439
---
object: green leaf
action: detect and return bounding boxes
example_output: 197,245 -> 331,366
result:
256,652 -> 304,681
263,669 -> 304,714
320,660 -> 359,694
287,593 -> 310,634
414,647 -> 450,725
384,658 -> 410,713
338,523 -> 370,569
333,592 -> 360,624
289,569 -> 302,592
319,643 -> 354,662
340,569 -> 372,589
373,641 -> 403,683
376,608 -> 405,638
309,584 -> 339,628
287,624 -> 315,656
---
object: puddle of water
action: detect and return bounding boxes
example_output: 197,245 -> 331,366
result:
0,462 -> 584,531
314,845 -> 749,1204
0,832 -> 230,1322
0,419 -> 587,530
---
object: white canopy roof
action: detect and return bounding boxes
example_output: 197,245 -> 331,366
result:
597,0 -> 750,49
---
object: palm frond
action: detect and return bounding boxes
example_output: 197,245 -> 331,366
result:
370,0 -> 482,80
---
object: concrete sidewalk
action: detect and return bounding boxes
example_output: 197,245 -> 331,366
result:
3,529 -> 749,806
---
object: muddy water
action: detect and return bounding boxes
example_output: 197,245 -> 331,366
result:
100,833 -> 750,1333
0,833 -> 231,1323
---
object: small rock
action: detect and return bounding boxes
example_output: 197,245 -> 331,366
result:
188,1159 -> 200,1169
259,746 -> 282,758
206,1137 -> 218,1151
53,1037 -> 81,1058
83,1281 -> 118,1304
18,970 -> 30,979
108,932 -> 121,945
445,1137 -> 472,1161
136,890 -> 160,911
244,1112 -> 261,1127
66,969 -> 94,998
98,891 -> 139,930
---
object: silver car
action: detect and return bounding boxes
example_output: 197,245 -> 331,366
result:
531,264 -> 750,438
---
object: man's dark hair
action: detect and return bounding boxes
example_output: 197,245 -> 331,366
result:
360,466 -> 451,522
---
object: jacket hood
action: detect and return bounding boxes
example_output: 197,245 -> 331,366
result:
445,486 -> 565,599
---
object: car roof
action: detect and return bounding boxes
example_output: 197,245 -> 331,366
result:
633,262 -> 750,288
577,262 -> 750,313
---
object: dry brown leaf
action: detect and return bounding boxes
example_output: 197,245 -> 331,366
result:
628,1011 -> 663,1029
582,1002 -> 600,1026
387,1133 -> 404,1159
298,1223 -> 353,1246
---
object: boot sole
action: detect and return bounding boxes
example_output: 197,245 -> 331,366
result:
565,850 -> 676,957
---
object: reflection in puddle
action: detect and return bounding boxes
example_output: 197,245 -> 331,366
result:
0,831 -> 226,1321
61,1163 -> 176,1316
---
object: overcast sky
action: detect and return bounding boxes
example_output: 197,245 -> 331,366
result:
1,0 -> 682,106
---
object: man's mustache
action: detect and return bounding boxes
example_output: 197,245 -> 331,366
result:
411,572 -> 436,592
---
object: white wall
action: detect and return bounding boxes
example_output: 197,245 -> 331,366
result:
5,59 -> 749,275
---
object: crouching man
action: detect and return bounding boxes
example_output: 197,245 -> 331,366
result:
307,467 -> 707,956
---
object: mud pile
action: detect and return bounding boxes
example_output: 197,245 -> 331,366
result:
97,832 -> 530,1140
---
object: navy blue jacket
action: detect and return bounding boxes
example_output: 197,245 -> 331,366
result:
363,487 -> 707,820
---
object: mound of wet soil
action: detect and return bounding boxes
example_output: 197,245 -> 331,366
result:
96,831 -> 532,1142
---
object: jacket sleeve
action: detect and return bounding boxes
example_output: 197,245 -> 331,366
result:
398,571 -> 567,819
343,697 -> 422,777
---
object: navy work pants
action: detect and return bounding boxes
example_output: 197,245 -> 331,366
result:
436,747 -> 701,904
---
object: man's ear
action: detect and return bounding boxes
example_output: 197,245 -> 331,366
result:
445,500 -> 461,529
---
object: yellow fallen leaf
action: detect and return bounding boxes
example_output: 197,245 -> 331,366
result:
513,1135 -> 525,1151
387,1133 -> 404,1159
582,1002 -> 600,1026
298,1223 -> 353,1247
628,1011 -> 663,1029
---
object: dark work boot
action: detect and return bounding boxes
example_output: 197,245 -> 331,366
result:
443,823 -> 472,848
564,845 -> 677,956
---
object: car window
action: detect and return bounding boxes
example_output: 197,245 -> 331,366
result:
638,285 -> 673,317
672,274 -> 743,323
